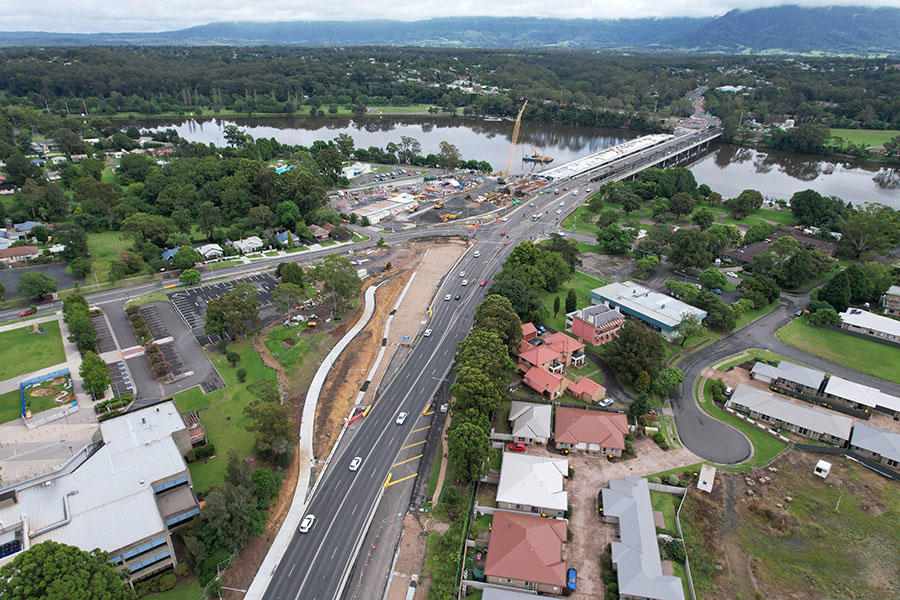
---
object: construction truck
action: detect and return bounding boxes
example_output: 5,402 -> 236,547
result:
408,203 -> 419,213
434,200 -> 444,209
440,213 -> 458,222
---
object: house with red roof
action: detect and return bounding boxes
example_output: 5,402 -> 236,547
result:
543,332 -> 586,368
522,367 -> 569,401
484,510 -> 568,594
522,322 -> 538,341
567,377 -> 607,404
566,303 -> 625,346
517,345 -> 564,375
555,407 -> 629,456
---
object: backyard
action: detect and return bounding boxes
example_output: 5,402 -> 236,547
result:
0,320 -> 66,381
777,316 -> 900,384
171,338 -> 277,494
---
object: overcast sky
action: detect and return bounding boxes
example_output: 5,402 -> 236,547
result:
4,0 -> 900,33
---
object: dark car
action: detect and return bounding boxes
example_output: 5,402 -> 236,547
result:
567,568 -> 577,590
534,324 -> 547,335
508,442 -> 526,452
454,294 -> 461,301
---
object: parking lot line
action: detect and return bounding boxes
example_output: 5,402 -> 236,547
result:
391,454 -> 423,468
400,440 -> 427,450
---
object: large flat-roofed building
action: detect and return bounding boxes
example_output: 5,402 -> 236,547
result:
590,282 -> 706,340
350,193 -> 418,224
839,308 -> 900,343
0,402 -> 198,582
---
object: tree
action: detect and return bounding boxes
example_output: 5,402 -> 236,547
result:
597,224 -> 635,255
69,257 -> 92,278
790,189 -> 843,228
0,540 -> 136,600
197,201 -> 222,240
473,294 -> 523,354
205,283 -> 261,339
603,321 -> 665,384
308,255 -> 361,314
180,268 -> 201,285
17,271 -> 57,299
448,420 -> 490,482
437,141 -> 461,171
80,351 -> 111,397
627,394 -> 651,422
565,288 -> 577,314
55,224 -> 89,260
553,296 -> 561,317
634,254 -> 660,278
450,365 -> 503,415
817,271 -> 852,312
244,399 -> 295,466
396,135 -> 422,164
620,192 -> 641,216
743,222 -> 775,245
272,283 -> 304,315
674,312 -> 706,346
651,367 -> 685,396
487,278 -> 542,321
67,311 -> 97,353
31,225 -> 50,243
116,152 -> 151,184
840,204 -> 900,258
691,207 -> 714,231
279,262 -> 305,286
170,246 -> 201,271
455,330 -> 515,383
275,201 -> 302,229
699,268 -> 728,290
669,192 -> 695,220
667,229 -> 716,271
809,307 -> 841,326
334,133 -> 356,157
120,212 -> 171,245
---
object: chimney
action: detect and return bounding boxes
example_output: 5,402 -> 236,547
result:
5,220 -> 13,233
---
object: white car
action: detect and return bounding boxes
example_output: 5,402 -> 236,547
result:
459,271 -> 465,277
474,251 -> 481,257
555,209 -> 562,214
299,514 -> 316,533
559,201 -> 565,206
423,328 -> 432,337
585,188 -> 592,193
572,190 -> 579,195
726,272 -> 739,278
462,279 -> 469,286
396,412 -> 408,425
349,456 -> 362,471
598,397 -> 614,408
444,294 -> 452,301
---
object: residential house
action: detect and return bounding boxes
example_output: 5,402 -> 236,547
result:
0,246 -> 39,264
771,360 -> 826,396
749,362 -> 780,384
229,236 -> 264,254
196,244 -> 224,260
723,229 -> 837,265
567,377 -> 606,404
14,221 -> 43,234
0,402 -> 199,583
727,385 -> 853,445
554,407 -> 629,456
508,401 -> 552,445
522,367 -> 568,401
601,477 -> 685,600
566,304 -> 625,346
274,231 -> 299,247
839,308 -> 900,343
161,247 -> 180,262
849,423 -> 900,474
496,453 -> 568,518
0,238 -> 11,251
884,285 -> 900,317
590,282 -> 706,340
542,332 -> 586,368
518,345 -> 564,375
522,322 -> 538,342
308,224 -> 330,241
822,375 -> 900,417
484,511 -> 567,594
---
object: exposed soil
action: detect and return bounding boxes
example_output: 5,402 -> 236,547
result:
29,387 -> 55,397
50,377 -> 67,385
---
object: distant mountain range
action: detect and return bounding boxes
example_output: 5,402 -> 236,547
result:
2,6 -> 899,55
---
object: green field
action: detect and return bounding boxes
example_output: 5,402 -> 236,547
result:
0,388 -> 23,424
171,339 -> 277,494
830,128 -> 900,147
777,316 -> 900,384
205,259 -> 243,271
145,580 -> 204,600
100,168 -> 115,183
86,231 -> 134,282
263,324 -> 326,369
0,321 -> 66,381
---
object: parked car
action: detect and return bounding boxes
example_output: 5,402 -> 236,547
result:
508,442 -> 526,452
299,514 -> 316,533
567,568 -> 577,591
504,240 -> 510,245
349,456 -> 362,471
396,412 -> 408,425
500,232 -> 506,237
598,397 -> 614,408
726,272 -> 739,278
711,288 -> 722,295
534,324 -> 547,335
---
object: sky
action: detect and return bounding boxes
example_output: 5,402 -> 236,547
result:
3,0 -> 900,33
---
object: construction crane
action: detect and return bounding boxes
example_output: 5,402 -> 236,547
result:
500,101 -> 528,184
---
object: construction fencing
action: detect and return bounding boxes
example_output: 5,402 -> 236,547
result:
19,367 -> 71,418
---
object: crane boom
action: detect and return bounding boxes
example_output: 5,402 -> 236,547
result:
502,101 -> 528,183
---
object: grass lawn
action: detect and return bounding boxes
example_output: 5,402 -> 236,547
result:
319,240 -> 337,247
264,250 -> 280,257
715,348 -> 787,372
649,490 -> 679,533
171,338 -> 277,494
351,233 -> 368,242
734,300 -> 780,329
205,259 -> 243,271
700,379 -> 788,467
145,580 -> 204,600
87,231 -> 133,282
367,104 -> 434,114
23,376 -> 72,414
539,270 -> 611,334
670,561 -> 693,600
284,246 -> 310,253
263,325 -> 329,369
495,400 -> 512,434
0,321 -> 66,381
706,205 -> 796,228
100,168 -> 115,183
829,128 -> 900,147
0,388 -> 22,424
777,316 -> 900,384
561,205 -> 598,235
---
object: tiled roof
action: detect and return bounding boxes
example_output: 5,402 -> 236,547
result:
522,366 -> 567,395
554,407 -> 628,450
484,511 -> 567,587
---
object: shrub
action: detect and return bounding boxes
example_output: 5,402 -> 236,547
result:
649,476 -> 662,484
173,563 -> 189,577
665,474 -> 680,486
236,368 -> 247,383
652,432 -> 665,444
601,569 -> 616,584
187,443 -> 217,463
158,573 -> 177,592
660,441 -> 669,450
664,539 -> 686,563
226,350 -> 240,366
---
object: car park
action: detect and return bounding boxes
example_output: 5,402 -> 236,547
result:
423,329 -> 432,337
509,442 -> 526,452
299,514 -> 316,533
349,456 -> 362,471
444,294 -> 452,301
396,412 -> 408,425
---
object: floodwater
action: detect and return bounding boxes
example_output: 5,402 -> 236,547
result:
140,115 -> 900,209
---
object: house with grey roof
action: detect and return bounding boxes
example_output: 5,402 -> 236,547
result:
884,285 -> 900,317
771,360 -> 826,396
750,362 -> 779,384
727,385 -> 853,445
839,308 -> 900,343
822,376 -> 900,417
849,423 -> 900,474
601,477 -> 685,600
509,401 -> 552,445
496,453 -> 568,518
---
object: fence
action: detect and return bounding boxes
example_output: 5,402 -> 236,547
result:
816,322 -> 900,349
772,384 -> 870,420
20,367 -> 71,418
674,488 -> 698,600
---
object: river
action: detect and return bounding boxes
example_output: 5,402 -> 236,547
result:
141,116 -> 900,210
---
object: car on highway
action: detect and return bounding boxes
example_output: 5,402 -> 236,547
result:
559,201 -> 565,206
504,240 -> 510,245
567,568 -> 577,591
18,309 -> 36,317
598,397 -> 614,408
508,442 -> 526,452
572,190 -> 579,195
500,232 -> 506,237
299,514 -> 316,533
473,251 -> 480,257
480,279 -> 487,286
423,329 -> 432,337
396,412 -> 408,425
555,209 -> 562,214
454,294 -> 461,301
444,294 -> 452,301
462,279 -> 469,286
459,271 -> 466,277
530,202 -> 535,207
585,188 -> 592,193
349,456 -> 362,471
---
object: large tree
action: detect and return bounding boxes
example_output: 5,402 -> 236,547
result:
602,321 -> 665,384
80,351 -> 111,397
473,294 -> 523,354
17,271 -> 57,299
448,419 -> 490,482
455,330 -> 515,383
308,255 -> 361,314
0,541 -> 135,600
839,204 -> 900,258
205,283 -> 261,339
596,224 -> 635,255
667,229 -> 717,271
244,398 -> 295,466
272,283 -> 304,315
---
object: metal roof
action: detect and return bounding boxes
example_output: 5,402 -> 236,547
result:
508,401 -> 552,441
840,308 -> 900,338
591,282 -> 706,329
727,385 -> 852,440
850,423 -> 900,463
824,375 -> 900,413
496,453 -> 568,512
774,360 -> 826,390
602,477 -> 685,600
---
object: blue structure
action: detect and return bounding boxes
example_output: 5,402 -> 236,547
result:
20,367 -> 71,418
161,247 -> 180,262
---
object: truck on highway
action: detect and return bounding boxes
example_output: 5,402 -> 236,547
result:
531,211 -> 542,221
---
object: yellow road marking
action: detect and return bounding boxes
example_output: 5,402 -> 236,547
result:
421,403 -> 431,416
383,473 -> 392,487
384,473 -> 417,487
401,440 -> 427,450
392,454 -> 423,468
412,426 -> 429,433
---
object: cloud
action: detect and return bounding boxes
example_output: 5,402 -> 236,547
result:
5,0 -> 900,33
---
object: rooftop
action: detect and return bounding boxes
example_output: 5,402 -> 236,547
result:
484,511 -> 567,587
774,360 -> 826,390
522,366 -> 566,395
567,377 -> 606,399
519,345 -> 561,367
886,285 -> 900,297
824,375 -> 900,413
569,304 -> 624,327
850,423 -> 900,463
554,407 -> 628,450
508,401 -> 552,441
496,453 -> 568,512
840,308 -> 900,339
591,282 -> 706,329
728,385 -> 853,440
543,332 -> 585,356
602,477 -> 685,600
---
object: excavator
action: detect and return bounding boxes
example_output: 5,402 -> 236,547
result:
439,213 -> 458,222
498,101 -> 527,185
